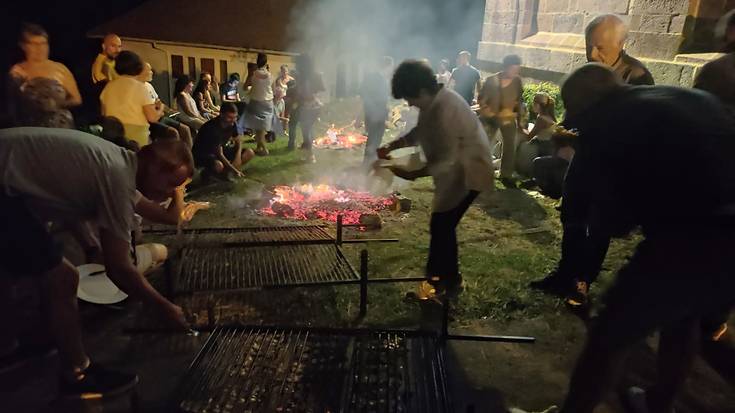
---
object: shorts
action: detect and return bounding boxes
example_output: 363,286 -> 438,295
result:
194,145 -> 238,170
593,232 -> 735,348
0,194 -> 62,277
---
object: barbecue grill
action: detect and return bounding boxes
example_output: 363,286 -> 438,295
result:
173,325 -> 451,413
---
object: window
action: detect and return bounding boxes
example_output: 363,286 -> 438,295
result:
188,57 -> 196,78
201,58 -> 215,77
171,55 -> 184,79
219,60 -> 228,82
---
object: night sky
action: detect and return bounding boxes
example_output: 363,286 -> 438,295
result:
0,0 -> 484,112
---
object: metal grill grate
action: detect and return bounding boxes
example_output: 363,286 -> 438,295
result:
174,326 -> 451,413
174,244 -> 359,293
145,225 -> 334,247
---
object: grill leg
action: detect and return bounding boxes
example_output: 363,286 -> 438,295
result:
359,249 -> 368,317
164,258 -> 173,299
337,214 -> 344,245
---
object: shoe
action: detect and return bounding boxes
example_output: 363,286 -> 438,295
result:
500,177 -> 518,189
529,271 -> 570,296
519,179 -> 538,190
60,363 -> 139,400
255,147 -> 269,156
565,280 -> 589,307
711,323 -> 728,341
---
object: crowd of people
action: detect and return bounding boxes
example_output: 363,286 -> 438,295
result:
2,9 -> 735,411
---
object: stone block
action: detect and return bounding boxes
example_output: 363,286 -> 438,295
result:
638,14 -> 673,33
553,13 -> 585,33
483,23 -> 517,44
626,31 -> 682,59
490,11 -> 519,26
669,15 -> 686,33
547,49 -> 576,72
487,0 -> 517,12
575,0 -> 629,14
644,60 -> 685,85
629,0 -> 688,16
545,0 -> 570,12
537,13 -> 554,31
524,47 -> 552,69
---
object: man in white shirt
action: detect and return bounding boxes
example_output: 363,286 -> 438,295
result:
378,60 -> 493,300
0,128 -> 191,399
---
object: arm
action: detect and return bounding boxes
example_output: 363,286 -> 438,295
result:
143,103 -> 164,123
91,55 -> 105,84
134,186 -> 185,226
99,229 -> 187,328
60,65 -> 82,107
377,126 -> 420,159
527,116 -> 553,140
217,144 -> 243,176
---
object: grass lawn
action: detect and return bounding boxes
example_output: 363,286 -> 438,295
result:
137,98 -> 735,412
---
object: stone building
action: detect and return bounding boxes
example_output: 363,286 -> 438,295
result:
478,0 -> 734,85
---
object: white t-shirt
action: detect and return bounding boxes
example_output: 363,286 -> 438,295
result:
403,87 -> 494,212
250,68 -> 274,102
101,76 -> 155,145
144,82 -> 159,101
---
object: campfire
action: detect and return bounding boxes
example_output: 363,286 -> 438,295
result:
259,183 -> 399,225
313,123 -> 368,149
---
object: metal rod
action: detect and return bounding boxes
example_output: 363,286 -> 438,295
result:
366,276 -> 426,283
445,334 -> 536,343
339,238 -> 400,244
336,214 -> 343,245
442,299 -> 450,339
359,249 -> 368,317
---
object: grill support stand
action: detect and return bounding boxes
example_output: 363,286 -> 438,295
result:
359,249 -> 368,317
441,299 -> 536,344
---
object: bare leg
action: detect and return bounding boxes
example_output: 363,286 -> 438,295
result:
231,139 -> 243,168
40,258 -> 89,376
647,321 -> 700,413
255,130 -> 267,154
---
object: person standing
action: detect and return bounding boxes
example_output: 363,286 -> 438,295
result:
530,14 -> 654,308
273,64 -> 293,134
477,54 -> 525,187
91,33 -> 122,85
240,53 -> 276,156
8,23 -> 82,128
359,56 -> 393,167
294,54 -> 325,163
378,60 -> 493,300
435,59 -> 451,86
449,51 -> 481,105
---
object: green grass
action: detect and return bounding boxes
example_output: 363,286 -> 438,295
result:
178,98 -> 639,329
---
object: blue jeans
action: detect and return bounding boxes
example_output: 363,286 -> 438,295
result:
363,118 -> 386,166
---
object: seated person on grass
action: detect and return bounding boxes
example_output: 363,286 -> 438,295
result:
192,102 -> 254,181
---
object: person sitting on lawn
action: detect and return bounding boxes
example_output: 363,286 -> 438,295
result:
192,102 -> 255,181
174,75 -> 207,134
0,128 -> 191,400
193,72 -> 219,119
513,62 -> 735,413
377,60 -> 493,300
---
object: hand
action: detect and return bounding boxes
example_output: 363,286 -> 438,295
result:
377,146 -> 392,160
233,169 -> 245,178
159,302 -> 189,331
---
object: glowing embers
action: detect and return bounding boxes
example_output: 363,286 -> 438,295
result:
260,184 -> 395,225
313,124 -> 368,149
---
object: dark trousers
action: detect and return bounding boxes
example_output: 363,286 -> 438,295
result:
287,108 -> 300,149
299,108 -> 319,150
427,191 -> 479,284
363,118 -> 386,166
557,216 -> 611,285
532,156 -> 568,199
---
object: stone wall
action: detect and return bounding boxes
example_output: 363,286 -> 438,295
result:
479,0 -> 733,86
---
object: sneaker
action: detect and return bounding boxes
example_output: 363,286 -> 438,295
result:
519,179 -> 538,190
566,280 -> 589,307
60,363 -> 139,400
529,271 -> 570,296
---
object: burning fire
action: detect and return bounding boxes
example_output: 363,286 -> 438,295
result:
313,123 -> 368,149
260,184 -> 395,225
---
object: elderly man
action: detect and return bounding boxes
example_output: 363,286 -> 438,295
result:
530,14 -> 654,307
0,128 -> 191,399
517,63 -> 735,413
378,60 -> 493,300
92,33 -> 122,85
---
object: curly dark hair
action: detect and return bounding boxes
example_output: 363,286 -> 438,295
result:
391,60 -> 438,100
115,50 -> 144,76
502,54 -> 522,68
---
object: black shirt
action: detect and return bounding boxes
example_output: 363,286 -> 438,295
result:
564,86 -> 735,236
451,65 -> 481,105
614,52 -> 655,86
193,117 -> 237,159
